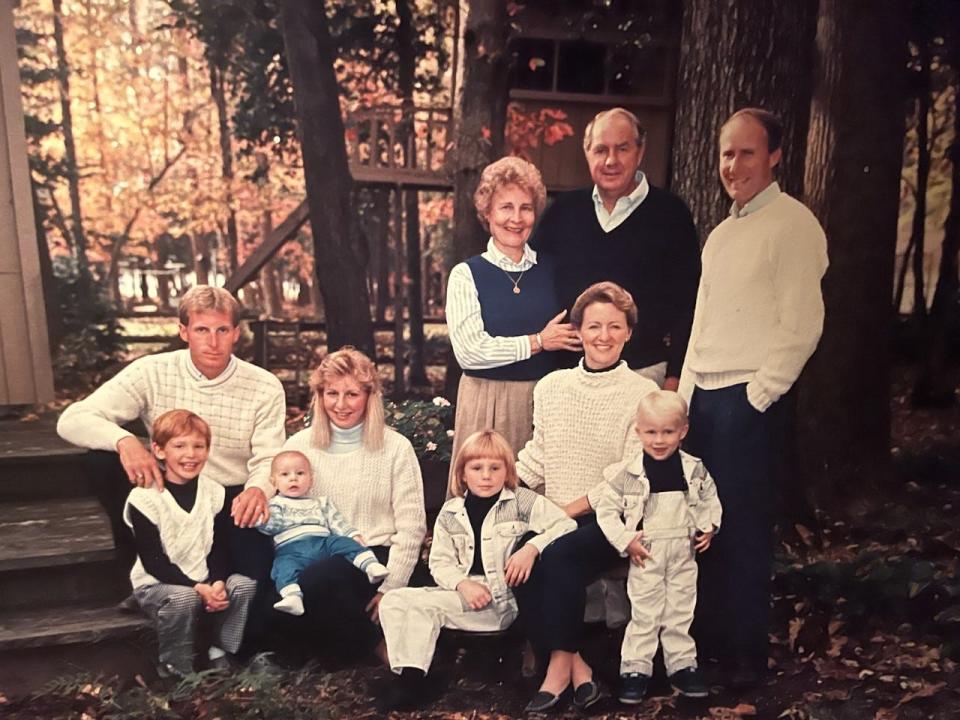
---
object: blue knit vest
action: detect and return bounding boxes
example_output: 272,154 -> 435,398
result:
463,254 -> 561,381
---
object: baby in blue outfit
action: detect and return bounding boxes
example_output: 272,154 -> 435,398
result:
258,450 -> 388,615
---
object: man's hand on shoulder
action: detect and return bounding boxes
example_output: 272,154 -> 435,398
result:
117,436 -> 164,490
232,487 -> 269,527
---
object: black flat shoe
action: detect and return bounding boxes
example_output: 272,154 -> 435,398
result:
525,685 -> 572,713
572,680 -> 601,709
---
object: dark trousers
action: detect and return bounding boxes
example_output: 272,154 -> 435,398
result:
513,515 -> 622,665
262,546 -> 432,661
685,383 -> 787,672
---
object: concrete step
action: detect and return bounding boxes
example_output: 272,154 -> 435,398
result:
0,498 -> 129,611
0,602 -> 155,697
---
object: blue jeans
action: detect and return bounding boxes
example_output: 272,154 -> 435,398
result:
271,534 -> 372,592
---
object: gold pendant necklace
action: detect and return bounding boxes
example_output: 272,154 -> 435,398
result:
502,268 -> 525,294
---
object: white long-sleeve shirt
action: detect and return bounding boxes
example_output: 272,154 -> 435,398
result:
679,186 -> 828,411
57,350 -> 286,492
445,238 -> 538,370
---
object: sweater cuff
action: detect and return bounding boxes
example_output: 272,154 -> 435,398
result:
585,481 -> 606,511
745,380 -> 775,413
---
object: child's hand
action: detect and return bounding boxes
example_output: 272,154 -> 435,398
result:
626,532 -> 652,567
353,534 -> 367,546
211,580 -> 228,603
195,583 -> 229,613
504,544 -> 539,587
456,579 -> 492,610
694,529 -> 714,553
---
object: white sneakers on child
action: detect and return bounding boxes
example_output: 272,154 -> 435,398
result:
365,562 -> 390,584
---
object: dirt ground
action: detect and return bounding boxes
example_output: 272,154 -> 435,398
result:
2,364 -> 958,719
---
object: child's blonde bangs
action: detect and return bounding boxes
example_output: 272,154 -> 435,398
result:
450,429 -> 519,497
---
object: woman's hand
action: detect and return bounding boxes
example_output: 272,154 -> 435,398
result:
505,544 -> 539,586
365,592 -> 384,624
456,579 -> 493,610
537,311 -> 582,353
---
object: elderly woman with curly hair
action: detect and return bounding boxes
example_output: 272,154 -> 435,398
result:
278,347 -> 426,660
445,156 -> 581,483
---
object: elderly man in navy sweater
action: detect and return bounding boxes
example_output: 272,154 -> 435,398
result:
529,107 -> 700,390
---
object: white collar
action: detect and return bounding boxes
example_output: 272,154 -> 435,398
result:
591,171 -> 650,213
184,352 -> 237,383
482,237 -> 537,271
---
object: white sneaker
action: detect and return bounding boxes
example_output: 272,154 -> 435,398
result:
273,594 -> 305,616
365,562 -> 390,584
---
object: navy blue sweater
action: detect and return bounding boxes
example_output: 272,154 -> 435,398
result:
530,186 -> 701,377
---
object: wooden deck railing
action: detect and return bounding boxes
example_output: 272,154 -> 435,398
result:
344,106 -> 453,187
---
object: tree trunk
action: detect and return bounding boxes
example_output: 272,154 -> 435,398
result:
914,32 -> 960,405
210,62 -> 240,275
51,0 -> 90,283
279,0 -> 374,358
671,0 -> 817,239
908,18 -> 931,318
445,0 -> 510,400
396,0 -> 427,387
798,0 -> 907,507
260,211 -> 284,318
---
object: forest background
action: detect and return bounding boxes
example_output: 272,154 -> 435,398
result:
6,1 -> 960,716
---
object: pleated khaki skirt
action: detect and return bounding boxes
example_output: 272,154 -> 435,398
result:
447,374 -> 538,497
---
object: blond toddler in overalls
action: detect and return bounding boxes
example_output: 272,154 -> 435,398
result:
596,390 -> 722,702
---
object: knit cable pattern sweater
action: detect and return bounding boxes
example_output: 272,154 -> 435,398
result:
282,426 -> 426,593
57,350 -> 286,491
679,191 -> 828,411
517,360 -> 657,508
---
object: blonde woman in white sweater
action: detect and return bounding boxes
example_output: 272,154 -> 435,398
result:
515,282 -> 657,713
279,347 -> 426,659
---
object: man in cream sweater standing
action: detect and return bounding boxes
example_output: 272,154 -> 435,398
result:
679,108 -> 828,688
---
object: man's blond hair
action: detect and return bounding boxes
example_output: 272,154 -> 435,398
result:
178,285 -> 241,326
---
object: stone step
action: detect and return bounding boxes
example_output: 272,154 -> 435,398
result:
0,498 -> 129,611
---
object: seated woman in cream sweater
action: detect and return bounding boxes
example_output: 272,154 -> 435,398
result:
513,281 -> 658,713
277,347 -> 427,661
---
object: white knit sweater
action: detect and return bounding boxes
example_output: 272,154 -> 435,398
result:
679,191 -> 828,411
282,426 -> 426,593
517,361 -> 657,508
57,350 -> 286,491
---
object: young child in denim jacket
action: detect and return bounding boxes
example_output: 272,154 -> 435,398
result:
596,390 -> 722,702
377,430 -> 576,711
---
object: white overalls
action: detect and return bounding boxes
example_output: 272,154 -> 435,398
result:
595,450 -> 722,676
379,486 -> 575,674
